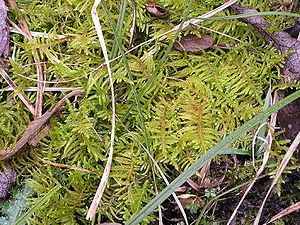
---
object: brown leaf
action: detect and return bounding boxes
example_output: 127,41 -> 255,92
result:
0,0 -> 9,58
173,34 -> 213,53
187,178 -> 200,191
175,186 -> 187,193
146,3 -> 168,17
177,194 -> 205,209
201,177 -> 222,189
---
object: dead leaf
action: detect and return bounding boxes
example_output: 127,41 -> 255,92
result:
175,186 -> 187,193
173,34 -> 213,53
0,0 -> 9,58
177,194 -> 205,209
277,90 -> 300,143
201,177 -> 222,189
187,178 -> 200,191
198,161 -> 211,187
146,3 -> 168,17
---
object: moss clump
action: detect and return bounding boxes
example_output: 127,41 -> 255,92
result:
0,0 -> 289,224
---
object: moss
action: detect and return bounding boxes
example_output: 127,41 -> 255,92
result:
0,0 -> 290,224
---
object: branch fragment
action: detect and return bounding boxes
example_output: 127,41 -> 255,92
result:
0,68 -> 35,115
0,89 -> 85,161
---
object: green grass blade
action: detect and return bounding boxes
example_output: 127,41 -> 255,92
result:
109,0 -> 127,59
125,90 -> 300,225
14,185 -> 61,225
255,87 -> 272,154
101,1 -> 150,148
220,148 -> 251,156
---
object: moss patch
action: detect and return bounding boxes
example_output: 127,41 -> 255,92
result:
0,0 -> 293,224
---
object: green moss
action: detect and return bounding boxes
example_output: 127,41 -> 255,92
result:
0,0 -> 290,224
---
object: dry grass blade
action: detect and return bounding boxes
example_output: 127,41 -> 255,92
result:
227,96 -> 277,225
190,23 -> 242,42
86,0 -> 116,221
10,28 -> 67,39
252,122 -> 268,171
0,67 -> 35,115
254,130 -> 300,225
8,0 -> 44,117
264,201 -> 300,225
128,0 -> 136,49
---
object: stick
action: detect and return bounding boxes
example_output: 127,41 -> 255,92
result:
0,89 -> 85,161
0,67 -> 35,115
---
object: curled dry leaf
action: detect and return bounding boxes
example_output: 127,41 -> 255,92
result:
146,3 -> 168,17
177,194 -> 205,209
0,167 -> 16,199
173,34 -> 213,53
0,0 -> 9,58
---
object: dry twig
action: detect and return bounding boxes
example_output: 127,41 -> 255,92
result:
0,67 -> 35,115
0,89 -> 85,161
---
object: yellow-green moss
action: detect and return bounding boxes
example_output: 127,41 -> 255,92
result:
0,0 -> 291,224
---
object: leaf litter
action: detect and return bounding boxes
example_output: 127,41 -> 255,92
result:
173,34 -> 214,53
